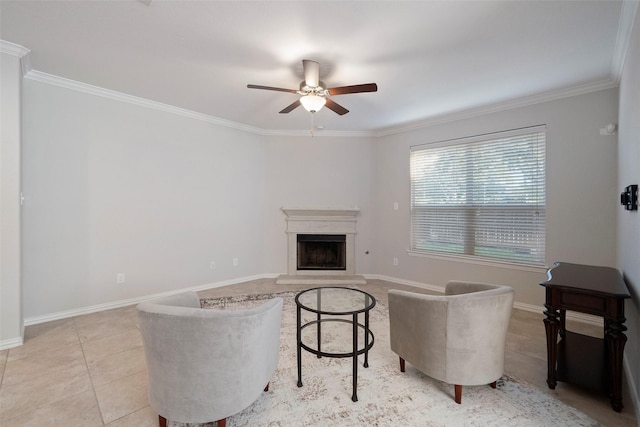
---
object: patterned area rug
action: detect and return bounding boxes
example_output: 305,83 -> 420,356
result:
168,291 -> 601,427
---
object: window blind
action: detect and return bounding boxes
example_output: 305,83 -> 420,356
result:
410,126 -> 546,266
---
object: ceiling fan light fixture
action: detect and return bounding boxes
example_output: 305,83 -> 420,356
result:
300,95 -> 326,113
247,59 -> 377,116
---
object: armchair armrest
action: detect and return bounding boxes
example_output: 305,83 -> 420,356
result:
388,289 -> 448,379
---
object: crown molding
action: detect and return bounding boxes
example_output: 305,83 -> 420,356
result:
375,77 -> 619,137
25,70 -> 267,134
611,0 -> 640,83
0,40 -> 30,57
24,70 -> 376,138
1,40 -> 32,76
25,68 -> 617,139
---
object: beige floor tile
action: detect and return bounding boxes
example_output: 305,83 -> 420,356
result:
0,362 -> 92,422
88,345 -> 147,387
8,318 -> 79,362
75,313 -> 138,343
505,330 -> 547,360
106,405 -> 158,427
0,349 -> 8,384
95,370 -> 149,424
504,347 -> 549,390
553,381 -> 638,427
508,310 -> 546,338
1,389 -> 103,427
130,309 -> 141,328
2,342 -> 86,387
82,328 -> 143,363
1,278 -> 636,427
74,306 -> 136,326
23,316 -> 75,340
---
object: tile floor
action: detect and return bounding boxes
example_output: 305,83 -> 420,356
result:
0,278 -> 637,426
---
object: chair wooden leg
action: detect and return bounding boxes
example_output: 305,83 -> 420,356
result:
217,418 -> 226,427
264,382 -> 269,392
399,357 -> 405,372
490,381 -> 497,389
454,384 -> 462,404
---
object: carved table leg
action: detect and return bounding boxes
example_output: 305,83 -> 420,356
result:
605,318 -> 627,412
543,303 -> 560,390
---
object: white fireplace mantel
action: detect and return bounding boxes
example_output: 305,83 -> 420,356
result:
277,207 -> 366,285
281,208 -> 359,236
281,207 -> 360,218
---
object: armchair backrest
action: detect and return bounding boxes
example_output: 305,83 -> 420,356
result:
389,281 -> 514,387
137,291 -> 283,424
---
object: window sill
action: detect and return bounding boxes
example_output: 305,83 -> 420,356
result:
407,250 -> 548,274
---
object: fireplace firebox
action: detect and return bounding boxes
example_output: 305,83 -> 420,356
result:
297,234 -> 346,270
278,208 -> 366,284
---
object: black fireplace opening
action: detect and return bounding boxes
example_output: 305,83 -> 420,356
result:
297,234 -> 346,270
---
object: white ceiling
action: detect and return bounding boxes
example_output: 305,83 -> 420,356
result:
0,1 -> 634,134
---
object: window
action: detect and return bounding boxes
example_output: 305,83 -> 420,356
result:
410,126 -> 546,266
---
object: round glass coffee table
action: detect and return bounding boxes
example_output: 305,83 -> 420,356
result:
295,286 -> 376,402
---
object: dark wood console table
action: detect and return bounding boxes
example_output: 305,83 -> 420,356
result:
540,262 -> 630,412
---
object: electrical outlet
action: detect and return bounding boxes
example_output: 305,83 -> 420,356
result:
393,258 -> 398,266
393,202 -> 399,210
233,258 -> 239,267
209,261 -> 216,270
117,273 -> 125,284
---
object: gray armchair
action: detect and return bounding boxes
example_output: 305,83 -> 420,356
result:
137,291 -> 283,427
388,281 -> 514,404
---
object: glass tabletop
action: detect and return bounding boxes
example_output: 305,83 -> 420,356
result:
295,287 -> 376,315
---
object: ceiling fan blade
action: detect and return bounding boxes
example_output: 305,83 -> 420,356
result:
247,84 -> 298,93
302,59 -> 320,87
279,100 -> 301,114
328,83 -> 378,96
325,98 -> 349,115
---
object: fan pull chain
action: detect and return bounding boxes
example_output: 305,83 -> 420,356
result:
310,113 -> 315,137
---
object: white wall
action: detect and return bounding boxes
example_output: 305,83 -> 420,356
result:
0,51 -> 24,346
373,89 -> 619,307
261,135 -> 376,275
20,79 -> 380,321
20,77 -> 620,319
617,4 -> 640,414
21,80 -> 267,319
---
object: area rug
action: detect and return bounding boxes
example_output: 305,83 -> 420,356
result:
169,290 -> 601,427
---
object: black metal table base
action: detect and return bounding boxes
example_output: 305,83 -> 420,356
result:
296,302 -> 375,402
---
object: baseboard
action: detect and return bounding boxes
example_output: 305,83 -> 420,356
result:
21,272 -> 604,327
0,335 -> 24,351
23,273 -> 276,326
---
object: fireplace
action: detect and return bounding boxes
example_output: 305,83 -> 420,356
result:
297,234 -> 346,270
277,208 -> 365,284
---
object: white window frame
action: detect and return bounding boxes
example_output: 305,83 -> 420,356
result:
409,125 -> 546,268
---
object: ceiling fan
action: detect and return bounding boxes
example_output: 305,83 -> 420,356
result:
247,59 -> 378,115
